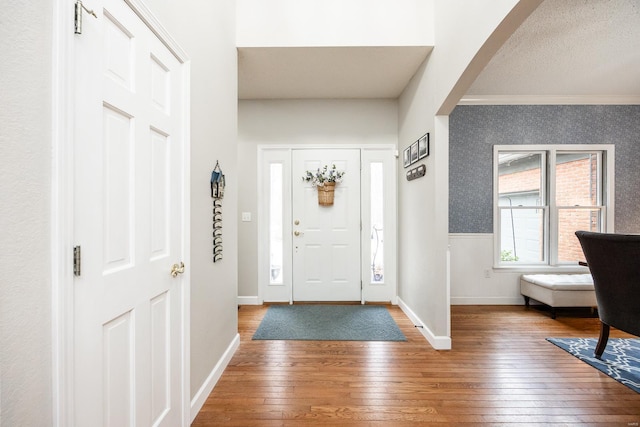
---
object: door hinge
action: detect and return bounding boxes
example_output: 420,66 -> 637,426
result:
75,0 -> 97,35
73,245 -> 81,277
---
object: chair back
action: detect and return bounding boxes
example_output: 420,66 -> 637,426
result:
575,231 -> 640,337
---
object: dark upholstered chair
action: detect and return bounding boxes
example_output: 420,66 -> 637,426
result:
575,231 -> 640,359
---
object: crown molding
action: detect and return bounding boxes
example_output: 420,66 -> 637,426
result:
458,95 -> 640,106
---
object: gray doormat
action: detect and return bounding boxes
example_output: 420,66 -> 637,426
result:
252,304 -> 407,341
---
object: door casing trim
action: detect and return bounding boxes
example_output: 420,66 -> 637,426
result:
257,144 -> 397,305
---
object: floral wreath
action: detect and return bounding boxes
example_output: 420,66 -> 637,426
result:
302,164 -> 345,187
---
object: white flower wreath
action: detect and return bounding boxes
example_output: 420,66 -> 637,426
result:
301,164 -> 345,187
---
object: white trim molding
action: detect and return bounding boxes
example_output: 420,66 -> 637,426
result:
397,297 -> 451,350
449,232 -> 493,239
237,296 -> 262,305
124,0 -> 189,61
190,333 -> 240,423
451,296 -> 525,305
51,1 -> 75,425
459,94 -> 640,105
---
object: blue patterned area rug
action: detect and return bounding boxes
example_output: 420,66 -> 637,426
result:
547,337 -> 640,393
252,305 -> 407,341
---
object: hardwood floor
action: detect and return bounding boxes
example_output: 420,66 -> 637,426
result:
192,305 -> 640,426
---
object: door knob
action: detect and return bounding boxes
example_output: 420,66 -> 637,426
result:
170,262 -> 185,277
294,231 -> 301,236
294,220 -> 300,225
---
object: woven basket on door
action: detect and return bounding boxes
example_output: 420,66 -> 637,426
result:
317,182 -> 336,206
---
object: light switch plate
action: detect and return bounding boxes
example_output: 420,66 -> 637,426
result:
241,212 -> 251,222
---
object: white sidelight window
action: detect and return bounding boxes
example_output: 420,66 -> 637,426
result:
370,162 -> 385,283
269,163 -> 284,284
259,149 -> 293,303
360,148 -> 396,303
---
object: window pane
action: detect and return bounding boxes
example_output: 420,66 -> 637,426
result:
498,153 -> 543,207
269,163 -> 283,284
496,147 -> 610,267
556,153 -> 599,206
499,207 -> 545,263
370,163 -> 384,283
558,208 -> 602,263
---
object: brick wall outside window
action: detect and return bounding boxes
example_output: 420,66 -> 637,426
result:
499,156 -> 598,262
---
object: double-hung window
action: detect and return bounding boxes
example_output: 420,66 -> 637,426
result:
494,145 -> 614,267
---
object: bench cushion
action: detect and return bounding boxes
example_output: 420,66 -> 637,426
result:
520,273 -> 597,309
520,274 -> 594,291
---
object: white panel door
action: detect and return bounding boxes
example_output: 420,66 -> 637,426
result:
292,149 -> 361,301
73,1 -> 186,426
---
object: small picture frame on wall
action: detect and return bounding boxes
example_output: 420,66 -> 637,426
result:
418,133 -> 429,159
410,141 -> 419,164
403,146 -> 411,168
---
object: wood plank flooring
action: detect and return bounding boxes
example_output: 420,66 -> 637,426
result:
192,305 -> 640,426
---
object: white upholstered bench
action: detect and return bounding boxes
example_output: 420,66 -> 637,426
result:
520,274 -> 596,319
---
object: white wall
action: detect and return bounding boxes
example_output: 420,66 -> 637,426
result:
396,0 -> 538,348
0,1 -> 53,425
143,0 -> 239,404
398,55 -> 450,346
238,99 -> 398,299
237,0 -> 433,47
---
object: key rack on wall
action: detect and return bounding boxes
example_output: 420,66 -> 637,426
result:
406,164 -> 426,181
211,161 -> 225,262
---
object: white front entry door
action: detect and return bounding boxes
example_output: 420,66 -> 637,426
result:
292,149 -> 361,301
73,1 -> 187,425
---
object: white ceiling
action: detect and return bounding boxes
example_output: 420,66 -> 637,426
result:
463,0 -> 640,104
238,46 -> 432,99
238,0 -> 640,102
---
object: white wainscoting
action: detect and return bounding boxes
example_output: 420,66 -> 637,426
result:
449,233 -> 587,305
449,233 -> 530,305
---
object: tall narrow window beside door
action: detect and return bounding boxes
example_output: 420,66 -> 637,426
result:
269,163 -> 283,284
370,162 -> 384,283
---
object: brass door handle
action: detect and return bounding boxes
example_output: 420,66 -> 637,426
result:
170,262 -> 185,277
294,231 -> 304,236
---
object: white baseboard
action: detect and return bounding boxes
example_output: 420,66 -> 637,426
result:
190,333 -> 240,423
237,296 -> 261,305
451,296 -> 525,305
397,297 -> 451,350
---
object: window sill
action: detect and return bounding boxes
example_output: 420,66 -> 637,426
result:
491,264 -> 590,274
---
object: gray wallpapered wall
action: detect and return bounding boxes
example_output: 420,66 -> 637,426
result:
449,105 -> 640,234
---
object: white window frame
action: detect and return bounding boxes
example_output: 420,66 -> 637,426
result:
361,148 -> 397,303
493,144 -> 615,269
